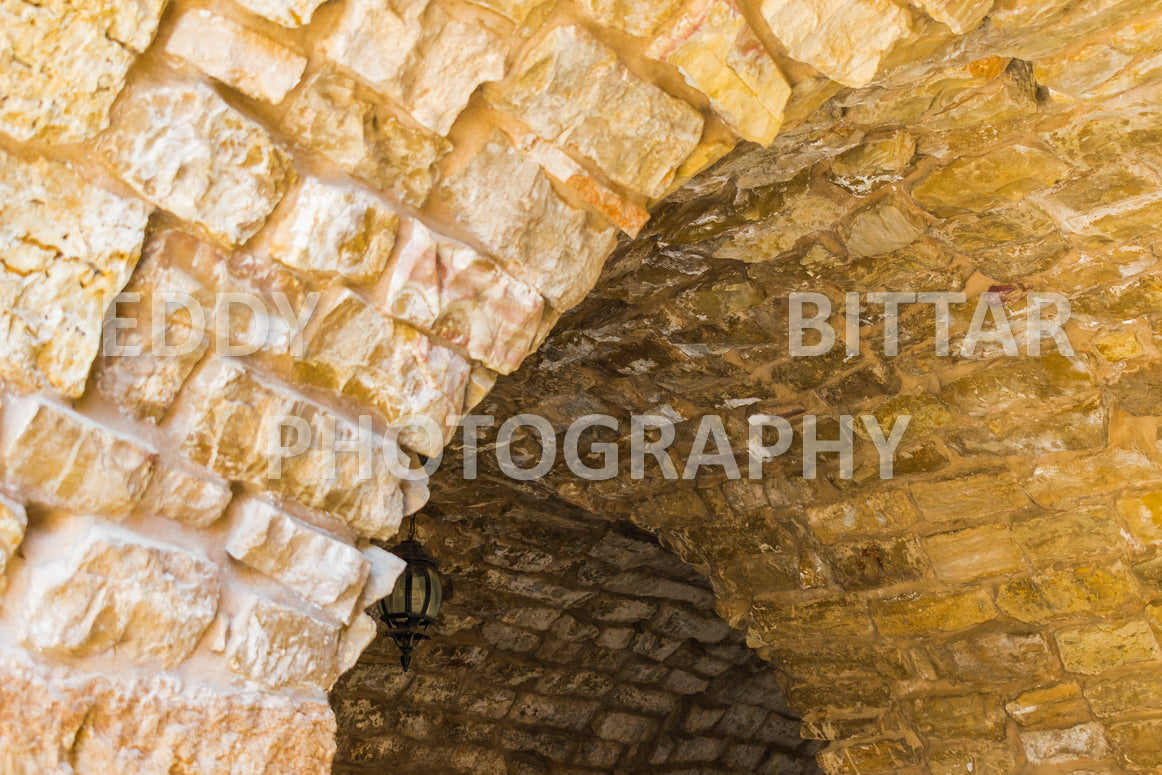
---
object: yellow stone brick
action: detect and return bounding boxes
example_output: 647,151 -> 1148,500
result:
805,490 -> 919,544
923,525 -> 1026,583
928,741 -> 1014,775
1054,619 -> 1161,675
1085,669 -> 1162,718
1006,683 -> 1090,727
910,470 -> 1029,523
912,145 -> 1070,215
1118,492 -> 1162,544
996,566 -> 1138,624
907,691 -> 1006,739
817,738 -> 920,774
1012,508 -> 1124,566
870,589 -> 997,637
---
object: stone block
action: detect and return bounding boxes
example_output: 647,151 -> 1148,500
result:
817,738 -> 920,774
1113,362 -> 1162,416
1054,618 -> 1161,675
932,628 -> 1058,681
829,130 -> 916,196
323,0 -> 505,135
579,0 -> 684,35
258,177 -> 399,285
1021,722 -> 1109,766
0,495 -> 26,592
0,0 -> 165,141
870,589 -> 997,637
23,524 -> 219,668
487,25 -> 703,198
93,230 -> 218,421
913,0 -> 992,32
997,566 -> 1138,624
374,220 -> 545,374
99,80 -> 293,245
750,597 -> 872,639
294,290 -> 470,456
508,695 -> 600,731
647,0 -> 791,144
759,0 -> 912,87
1,399 -> 155,519
1025,449 -> 1161,508
0,152 -> 149,397
226,592 -> 341,690
922,525 -> 1025,583
907,691 -> 1005,739
912,145 -> 1070,215
1034,11 -> 1162,101
910,470 -> 1029,523
284,69 -> 447,207
824,537 -> 927,590
178,358 -> 408,539
164,9 -> 307,103
1012,507 -> 1123,565
928,741 -> 1014,775
805,489 -> 918,544
139,465 -> 232,529
1108,719 -> 1162,770
234,0 -> 328,26
842,196 -> 927,257
441,130 -> 617,310
1085,670 -> 1162,718
227,498 -> 371,623
1006,683 -> 1090,728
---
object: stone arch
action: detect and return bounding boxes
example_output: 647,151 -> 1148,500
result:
0,0 -> 1159,773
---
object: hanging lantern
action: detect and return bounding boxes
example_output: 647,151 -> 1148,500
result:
376,515 -> 443,671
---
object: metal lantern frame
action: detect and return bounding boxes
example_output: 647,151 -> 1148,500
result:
377,514 -> 443,671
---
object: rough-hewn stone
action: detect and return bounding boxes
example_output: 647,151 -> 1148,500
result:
99,81 -> 294,245
226,592 -> 341,691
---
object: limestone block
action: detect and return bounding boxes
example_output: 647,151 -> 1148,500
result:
1025,449 -> 1161,508
165,10 -> 307,103
942,354 -> 1096,416
759,0 -> 911,87
258,177 -> 399,285
511,130 -> 651,235
94,230 -> 219,421
1034,12 -> 1162,101
907,692 -> 1005,738
0,651 -> 336,774
1118,491 -> 1162,544
1013,507 -> 1123,565
1108,719 -> 1162,770
842,196 -> 927,257
338,613 -> 379,675
488,25 -> 703,198
284,69 -> 447,207
227,498 -> 370,623
1087,671 -> 1162,718
226,592 -> 341,690
805,490 -> 918,544
824,537 -> 926,590
817,738 -> 919,774
375,220 -> 546,374
23,525 -> 219,668
441,131 -> 618,310
294,290 -> 470,456
912,0 -> 992,33
1,399 -> 155,519
912,144 -> 1071,215
178,358 -> 408,539
0,0 -> 165,141
870,589 -> 997,636
324,0 -> 506,135
749,597 -> 872,640
99,80 -> 294,245
0,495 -> 26,592
922,525 -> 1026,583
928,742 -> 1014,775
1054,618 -> 1161,675
1021,723 -> 1110,766
139,465 -> 233,529
0,152 -> 149,397
647,0 -> 791,145
910,470 -> 1029,522
829,130 -> 916,196
1006,684 -> 1090,728
996,566 -> 1137,623
234,0 -> 329,26
932,629 -> 1057,681
578,0 -> 683,35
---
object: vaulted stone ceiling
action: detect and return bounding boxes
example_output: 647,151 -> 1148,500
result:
0,0 -> 1161,773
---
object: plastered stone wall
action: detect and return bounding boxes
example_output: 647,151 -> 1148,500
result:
0,0 -> 1154,773
467,3 -> 1162,772
333,477 -> 821,774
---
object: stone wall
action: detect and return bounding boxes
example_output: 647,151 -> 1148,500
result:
333,478 -> 820,773
470,3 -> 1162,771
0,0 -> 1157,772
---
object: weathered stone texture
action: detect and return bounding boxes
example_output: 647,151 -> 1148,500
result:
0,153 -> 149,397
324,0 -> 506,135
226,498 -> 371,623
234,0 -> 329,27
23,525 -> 219,668
0,0 -> 165,142
488,25 -> 704,198
1,400 -> 155,519
99,81 -> 294,245
164,10 -> 307,104
226,592 -> 341,690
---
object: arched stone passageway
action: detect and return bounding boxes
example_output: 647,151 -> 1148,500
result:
0,0 -> 1160,772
